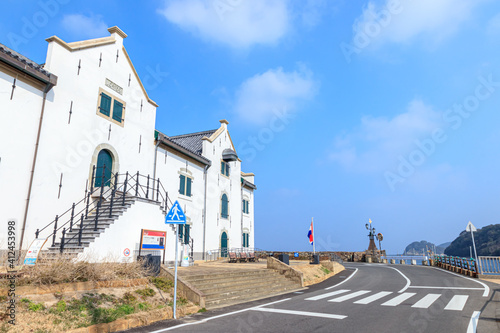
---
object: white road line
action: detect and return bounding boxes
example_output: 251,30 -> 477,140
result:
305,289 -> 350,301
251,308 -> 347,320
381,292 -> 416,306
411,294 -> 441,309
409,286 -> 483,291
354,291 -> 393,305
383,266 -> 412,293
466,311 -> 481,333
431,267 -> 490,297
325,268 -> 358,290
328,290 -> 371,303
149,298 -> 291,332
444,295 -> 468,311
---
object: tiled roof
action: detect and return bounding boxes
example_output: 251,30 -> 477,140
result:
168,129 -> 218,156
0,43 -> 51,76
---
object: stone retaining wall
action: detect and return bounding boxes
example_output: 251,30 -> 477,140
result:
267,257 -> 304,287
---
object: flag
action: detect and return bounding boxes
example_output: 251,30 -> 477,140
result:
307,221 -> 313,245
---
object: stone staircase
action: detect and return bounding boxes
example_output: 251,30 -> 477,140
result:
179,268 -> 303,309
43,194 -> 141,260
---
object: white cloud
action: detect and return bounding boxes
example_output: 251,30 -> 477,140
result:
233,66 -> 317,125
351,0 -> 485,48
159,0 -> 290,49
329,99 -> 443,173
61,14 -> 107,40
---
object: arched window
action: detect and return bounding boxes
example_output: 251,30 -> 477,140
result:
221,194 -> 229,219
94,149 -> 113,187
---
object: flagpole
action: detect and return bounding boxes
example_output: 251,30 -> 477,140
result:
312,217 -> 315,255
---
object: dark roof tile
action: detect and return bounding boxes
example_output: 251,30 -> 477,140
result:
168,129 -> 218,156
0,43 -> 51,76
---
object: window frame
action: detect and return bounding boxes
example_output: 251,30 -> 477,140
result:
97,87 -> 126,127
221,193 -> 229,219
179,174 -> 193,197
220,161 -> 230,177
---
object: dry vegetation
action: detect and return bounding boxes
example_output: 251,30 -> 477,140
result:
0,256 -> 200,332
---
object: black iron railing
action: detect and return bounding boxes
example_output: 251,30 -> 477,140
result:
36,164 -> 175,253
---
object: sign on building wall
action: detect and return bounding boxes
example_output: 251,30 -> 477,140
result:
140,229 -> 166,250
105,78 -> 123,95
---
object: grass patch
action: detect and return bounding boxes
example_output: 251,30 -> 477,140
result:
320,266 -> 331,275
197,308 -> 207,313
150,276 -> 174,292
135,288 -> 156,297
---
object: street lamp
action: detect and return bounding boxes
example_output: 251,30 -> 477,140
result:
366,219 -> 378,258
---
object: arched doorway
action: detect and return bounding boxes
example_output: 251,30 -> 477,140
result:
94,149 -> 113,187
220,232 -> 228,257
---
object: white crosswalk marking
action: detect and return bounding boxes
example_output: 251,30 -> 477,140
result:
411,294 -> 441,309
354,291 -> 393,305
381,292 -> 416,306
305,289 -> 350,301
444,295 -> 469,311
328,290 -> 371,303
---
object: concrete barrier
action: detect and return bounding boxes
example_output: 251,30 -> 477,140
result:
267,257 -> 304,287
411,260 -> 417,265
400,259 -> 405,264
161,267 -> 206,308
390,259 -> 396,264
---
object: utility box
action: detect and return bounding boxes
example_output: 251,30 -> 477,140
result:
278,254 -> 289,265
311,254 -> 320,265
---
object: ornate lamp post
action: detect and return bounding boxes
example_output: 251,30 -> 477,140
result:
365,219 -> 378,258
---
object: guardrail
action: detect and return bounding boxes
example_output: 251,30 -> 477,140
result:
478,256 -> 500,275
433,255 -> 479,278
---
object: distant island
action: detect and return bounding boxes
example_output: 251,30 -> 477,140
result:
444,224 -> 500,257
403,240 -> 447,255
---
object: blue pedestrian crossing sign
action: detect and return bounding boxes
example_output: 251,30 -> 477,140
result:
165,200 -> 186,224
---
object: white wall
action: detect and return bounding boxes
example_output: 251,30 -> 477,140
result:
0,70 -> 45,249
22,34 -> 158,249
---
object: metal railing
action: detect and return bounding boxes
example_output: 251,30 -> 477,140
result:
205,247 -> 265,262
478,256 -> 500,275
36,165 -> 174,253
433,255 -> 479,277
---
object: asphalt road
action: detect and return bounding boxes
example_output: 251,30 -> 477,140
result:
123,263 -> 500,333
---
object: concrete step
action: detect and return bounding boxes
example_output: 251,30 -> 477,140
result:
196,276 -> 294,294
203,280 -> 299,301
181,269 -> 278,282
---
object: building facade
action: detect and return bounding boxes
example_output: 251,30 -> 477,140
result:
0,27 -> 255,262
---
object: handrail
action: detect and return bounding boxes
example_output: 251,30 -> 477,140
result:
433,255 -> 479,277
36,165 -> 173,254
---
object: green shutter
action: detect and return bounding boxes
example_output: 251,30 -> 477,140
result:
221,194 -> 228,218
186,177 -> 192,197
99,93 -> 111,116
179,175 -> 185,195
246,233 -> 249,247
112,100 -> 123,122
242,233 -> 246,247
184,225 -> 190,244
226,163 -> 230,176
246,201 -> 249,214
242,200 -> 245,213
221,161 -> 225,175
178,225 -> 183,240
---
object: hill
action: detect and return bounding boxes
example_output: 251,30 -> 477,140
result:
444,224 -> 500,257
404,240 -> 437,255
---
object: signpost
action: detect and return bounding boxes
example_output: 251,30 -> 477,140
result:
139,229 -> 167,264
466,221 -> 478,270
165,200 -> 186,319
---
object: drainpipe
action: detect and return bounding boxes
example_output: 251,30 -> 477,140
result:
202,164 -> 209,259
152,139 -> 161,182
18,83 -> 53,255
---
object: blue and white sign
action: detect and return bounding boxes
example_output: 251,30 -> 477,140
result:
165,200 -> 186,224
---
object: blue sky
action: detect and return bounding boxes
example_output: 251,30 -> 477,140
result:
3,0 -> 500,254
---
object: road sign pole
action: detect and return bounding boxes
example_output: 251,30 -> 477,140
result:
173,224 -> 178,319
471,229 -> 478,268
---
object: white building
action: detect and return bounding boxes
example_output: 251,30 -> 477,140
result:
0,27 -> 255,262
